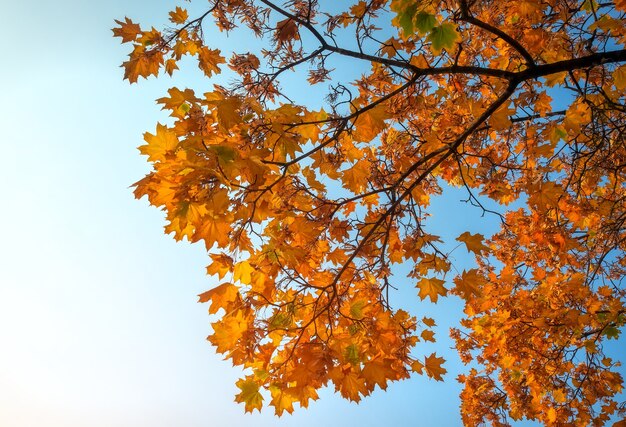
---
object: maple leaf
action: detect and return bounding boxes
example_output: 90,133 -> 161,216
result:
112,17 -> 141,43
422,317 -> 436,327
169,6 -> 188,24
197,47 -> 225,77
235,377 -> 264,413
233,261 -> 254,285
456,232 -> 489,255
352,104 -> 388,142
362,358 -> 401,390
198,282 -> 239,314
414,12 -> 437,35
216,97 -> 242,130
269,386 -> 297,416
335,371 -> 366,402
489,102 -> 514,130
424,353 -> 446,381
416,277 -> 447,303
394,2 -> 418,35
122,48 -> 164,83
342,161 -> 370,193
275,19 -> 299,43
139,123 -> 178,162
157,87 -> 198,118
421,330 -> 435,342
164,58 -> 179,76
453,269 -> 484,300
194,215 -> 231,249
206,253 -> 233,280
427,23 -> 460,54
209,309 -> 248,353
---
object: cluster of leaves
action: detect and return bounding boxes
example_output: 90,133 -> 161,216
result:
115,0 -> 626,424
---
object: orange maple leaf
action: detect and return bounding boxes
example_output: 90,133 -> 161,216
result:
417,277 -> 447,303
424,353 -> 447,381
456,232 -> 490,254
112,17 -> 141,43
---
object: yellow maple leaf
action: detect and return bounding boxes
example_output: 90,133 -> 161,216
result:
269,386 -> 297,416
122,47 -> 164,83
209,310 -> 248,353
234,261 -> 254,285
416,277 -> 447,303
528,181 -> 562,210
157,87 -> 198,118
164,58 -> 178,76
216,97 -> 242,130
489,102 -> 514,130
235,377 -> 264,413
422,317 -> 436,327
139,123 -> 178,162
613,65 -> 626,90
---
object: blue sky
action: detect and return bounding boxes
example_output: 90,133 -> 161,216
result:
2,1 -> 621,426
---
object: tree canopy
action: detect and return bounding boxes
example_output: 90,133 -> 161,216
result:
115,0 -> 626,424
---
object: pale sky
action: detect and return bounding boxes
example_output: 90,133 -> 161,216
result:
1,1 -> 619,426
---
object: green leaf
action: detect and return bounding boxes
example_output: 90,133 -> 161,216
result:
345,344 -> 360,365
397,3 -> 418,35
427,22 -> 460,54
414,12 -> 436,35
211,145 -> 237,163
603,326 -> 620,340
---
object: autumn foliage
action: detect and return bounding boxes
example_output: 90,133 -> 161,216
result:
115,0 -> 626,424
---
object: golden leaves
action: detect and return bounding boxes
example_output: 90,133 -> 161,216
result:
269,385 -> 297,416
206,253 -> 233,280
118,0 -> 626,422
